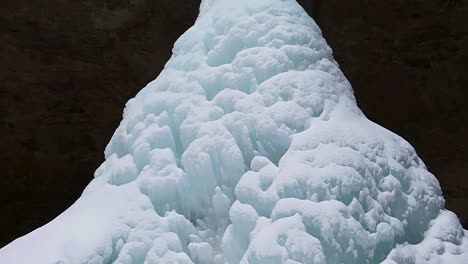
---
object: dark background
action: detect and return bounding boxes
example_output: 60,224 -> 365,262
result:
1,0 -> 467,247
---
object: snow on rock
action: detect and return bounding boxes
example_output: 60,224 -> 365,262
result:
1,0 -> 467,263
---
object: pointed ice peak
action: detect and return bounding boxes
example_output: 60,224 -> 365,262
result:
197,0 -> 301,21
199,0 -> 216,17
1,0 -> 467,263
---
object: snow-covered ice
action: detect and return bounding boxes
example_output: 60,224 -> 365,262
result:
1,0 -> 467,263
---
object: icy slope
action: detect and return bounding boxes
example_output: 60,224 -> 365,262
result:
1,0 -> 467,263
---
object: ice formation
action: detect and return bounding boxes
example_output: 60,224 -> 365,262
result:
1,0 -> 467,263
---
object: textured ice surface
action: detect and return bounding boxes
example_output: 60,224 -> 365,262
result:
1,0 -> 467,263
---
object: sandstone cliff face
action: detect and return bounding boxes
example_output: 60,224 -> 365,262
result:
0,0 -> 466,246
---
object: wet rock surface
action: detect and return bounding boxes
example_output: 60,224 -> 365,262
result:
0,0 -> 467,246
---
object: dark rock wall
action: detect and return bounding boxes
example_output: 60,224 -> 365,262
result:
0,0 -> 466,246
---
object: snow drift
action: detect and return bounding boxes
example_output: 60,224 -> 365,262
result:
1,0 -> 467,263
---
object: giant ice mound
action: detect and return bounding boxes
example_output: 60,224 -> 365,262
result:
1,0 -> 467,263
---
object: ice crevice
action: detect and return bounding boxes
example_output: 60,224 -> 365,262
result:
1,0 -> 467,263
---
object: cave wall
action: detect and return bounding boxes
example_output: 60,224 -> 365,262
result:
0,0 -> 466,246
